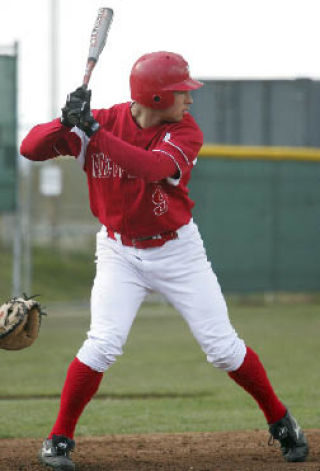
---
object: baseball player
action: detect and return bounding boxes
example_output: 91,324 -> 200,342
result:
21,51 -> 308,470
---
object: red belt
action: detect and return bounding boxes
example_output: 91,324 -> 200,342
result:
106,228 -> 178,249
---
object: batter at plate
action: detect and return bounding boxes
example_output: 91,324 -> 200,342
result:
20,51 -> 308,470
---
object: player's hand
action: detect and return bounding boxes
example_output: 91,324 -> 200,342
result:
61,87 -> 91,128
77,100 -> 100,137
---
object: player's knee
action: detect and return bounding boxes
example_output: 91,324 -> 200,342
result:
76,337 -> 122,372
206,338 -> 246,371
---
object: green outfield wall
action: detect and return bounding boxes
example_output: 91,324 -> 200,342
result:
0,47 -> 17,212
189,79 -> 320,292
190,153 -> 320,293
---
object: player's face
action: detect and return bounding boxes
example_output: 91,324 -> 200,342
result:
162,91 -> 193,122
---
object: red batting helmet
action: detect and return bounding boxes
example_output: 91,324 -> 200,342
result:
130,51 -> 203,110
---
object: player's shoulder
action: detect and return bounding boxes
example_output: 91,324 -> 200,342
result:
183,113 -> 203,136
168,113 -> 203,143
183,112 -> 201,128
92,102 -> 130,126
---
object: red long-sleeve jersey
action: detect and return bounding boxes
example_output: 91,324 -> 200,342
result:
20,102 -> 203,239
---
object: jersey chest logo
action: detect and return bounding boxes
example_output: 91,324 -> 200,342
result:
152,185 -> 168,216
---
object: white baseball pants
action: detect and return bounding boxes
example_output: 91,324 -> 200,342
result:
77,220 -> 246,373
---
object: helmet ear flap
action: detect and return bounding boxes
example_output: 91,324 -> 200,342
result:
151,92 -> 175,109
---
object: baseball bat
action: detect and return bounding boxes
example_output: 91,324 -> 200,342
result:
82,7 -> 114,89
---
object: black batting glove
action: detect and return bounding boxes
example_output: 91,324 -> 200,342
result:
61,87 -> 91,128
76,100 -> 100,138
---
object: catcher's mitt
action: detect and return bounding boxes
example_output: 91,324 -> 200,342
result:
0,294 -> 46,350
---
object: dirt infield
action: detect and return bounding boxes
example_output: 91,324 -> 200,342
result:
1,430 -> 320,471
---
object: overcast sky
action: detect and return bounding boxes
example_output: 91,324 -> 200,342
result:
1,0 -> 320,138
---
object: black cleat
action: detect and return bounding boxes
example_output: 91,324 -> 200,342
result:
39,434 -> 75,470
268,410 -> 309,462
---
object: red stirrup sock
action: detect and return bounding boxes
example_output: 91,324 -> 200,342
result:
49,357 -> 103,439
228,346 -> 286,424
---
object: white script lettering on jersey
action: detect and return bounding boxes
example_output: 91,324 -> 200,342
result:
92,152 -> 124,178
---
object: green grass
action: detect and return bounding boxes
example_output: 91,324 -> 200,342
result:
0,302 -> 319,438
0,245 -> 95,302
0,246 -> 13,299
